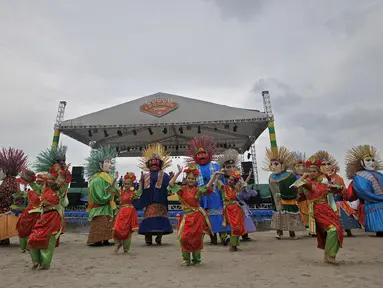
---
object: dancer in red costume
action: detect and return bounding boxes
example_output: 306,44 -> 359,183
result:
113,172 -> 140,254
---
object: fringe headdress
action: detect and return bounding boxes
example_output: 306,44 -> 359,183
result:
124,172 -> 137,182
291,151 -> 306,164
217,149 -> 240,168
186,135 -> 217,164
345,145 -> 383,179
314,150 -> 339,172
0,147 -> 28,176
263,146 -> 295,171
184,163 -> 200,177
84,146 -> 117,179
138,143 -> 172,171
34,144 -> 67,173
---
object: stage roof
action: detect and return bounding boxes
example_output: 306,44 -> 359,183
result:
60,92 -> 269,156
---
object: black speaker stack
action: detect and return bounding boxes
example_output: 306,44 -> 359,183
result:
70,166 -> 88,188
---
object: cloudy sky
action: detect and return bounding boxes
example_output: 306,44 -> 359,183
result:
1,0 -> 382,183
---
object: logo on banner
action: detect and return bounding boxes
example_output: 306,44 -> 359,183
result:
139,98 -> 178,117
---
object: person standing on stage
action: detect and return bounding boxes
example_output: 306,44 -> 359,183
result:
186,135 -> 230,245
85,146 -> 119,246
133,143 -> 173,245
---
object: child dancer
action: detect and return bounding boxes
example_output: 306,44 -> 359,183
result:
168,164 -> 217,266
113,172 -> 140,254
215,169 -> 247,251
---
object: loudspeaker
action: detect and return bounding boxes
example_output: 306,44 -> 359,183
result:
72,166 -> 84,176
67,193 -> 82,206
241,161 -> 254,184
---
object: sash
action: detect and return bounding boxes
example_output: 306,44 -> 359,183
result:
87,172 -> 116,212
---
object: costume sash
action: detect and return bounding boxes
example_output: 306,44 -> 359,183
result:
87,172 -> 116,212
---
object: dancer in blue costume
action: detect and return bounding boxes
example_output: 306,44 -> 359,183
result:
344,145 -> 383,237
133,143 -> 173,245
217,149 -> 257,241
186,136 -> 230,245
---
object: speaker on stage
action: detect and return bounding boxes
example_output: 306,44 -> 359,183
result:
241,161 -> 253,185
70,166 -> 88,188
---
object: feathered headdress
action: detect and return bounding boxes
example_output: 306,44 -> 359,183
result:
263,146 -> 295,171
345,145 -> 383,179
217,149 -> 240,168
314,150 -> 339,172
291,151 -> 306,164
138,143 -> 171,171
34,144 -> 67,173
124,172 -> 136,182
186,135 -> 217,164
0,147 -> 28,176
305,156 -> 322,169
184,163 -> 200,177
84,146 -> 117,179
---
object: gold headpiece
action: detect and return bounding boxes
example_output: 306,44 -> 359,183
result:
263,146 -> 295,171
345,145 -> 383,179
138,143 -> 172,171
314,150 -> 339,172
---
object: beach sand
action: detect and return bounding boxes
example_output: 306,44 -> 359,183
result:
1,230 -> 382,288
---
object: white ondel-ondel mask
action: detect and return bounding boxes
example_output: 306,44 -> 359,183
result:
361,156 -> 376,171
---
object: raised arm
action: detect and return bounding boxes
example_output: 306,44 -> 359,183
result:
245,168 -> 252,184
169,165 -> 183,187
207,169 -> 224,189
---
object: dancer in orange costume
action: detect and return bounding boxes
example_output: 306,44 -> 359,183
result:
168,164 -> 214,266
113,172 -> 140,254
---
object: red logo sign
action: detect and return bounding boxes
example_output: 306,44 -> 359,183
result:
139,98 -> 178,117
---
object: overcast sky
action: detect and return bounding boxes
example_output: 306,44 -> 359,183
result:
1,0 -> 382,183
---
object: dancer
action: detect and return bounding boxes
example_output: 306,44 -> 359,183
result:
168,164 -> 214,266
344,145 -> 383,237
85,146 -> 119,246
0,147 -> 28,245
133,143 -> 173,245
186,136 -> 230,245
291,151 -> 314,236
264,147 -> 305,239
215,168 -> 247,251
113,172 -> 140,254
315,150 -> 361,236
20,153 -> 71,269
291,156 -> 344,265
217,149 -> 257,241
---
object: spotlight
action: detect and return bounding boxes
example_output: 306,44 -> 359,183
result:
104,130 -> 109,137
139,146 -> 142,151
133,129 -> 137,135
224,143 -> 227,148
178,127 -> 183,134
247,153 -> 251,160
186,125 -> 192,130
148,128 -> 153,135
117,130 -> 123,136
176,145 -> 179,150
233,125 -> 238,132
163,127 -> 167,134
88,130 -> 92,137
197,126 -> 201,133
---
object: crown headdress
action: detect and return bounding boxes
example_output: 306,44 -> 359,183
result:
124,172 -> 136,182
34,144 -> 67,173
345,145 -> 383,179
183,163 -> 200,176
138,143 -> 172,171
314,150 -> 339,172
84,146 -> 117,178
263,146 -> 295,171
291,151 -> 307,164
217,149 -> 240,168
186,136 -> 217,164
305,156 -> 322,169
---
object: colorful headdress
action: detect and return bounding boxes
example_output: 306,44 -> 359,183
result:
138,143 -> 171,171
183,163 -> 200,177
305,156 -> 322,169
0,147 -> 28,176
345,145 -> 383,179
229,168 -> 242,180
217,149 -> 240,168
124,172 -> 136,182
263,146 -> 295,171
314,150 -> 339,172
186,135 -> 217,164
34,144 -> 67,173
84,146 -> 117,179
291,151 -> 306,164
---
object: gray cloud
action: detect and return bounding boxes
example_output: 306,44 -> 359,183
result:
1,0 -> 382,183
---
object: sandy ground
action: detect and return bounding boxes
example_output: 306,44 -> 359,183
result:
1,230 -> 382,288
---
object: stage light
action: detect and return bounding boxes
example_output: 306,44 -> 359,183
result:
148,128 -> 153,135
88,130 -> 92,137
179,127 -> 183,134
224,143 -> 227,148
133,129 -> 137,135
104,130 -> 109,137
127,147 -> 130,152
247,153 -> 251,159
176,145 -> 179,150
139,146 -> 142,151
198,126 -> 201,133
117,130 -> 123,136
163,128 -> 167,134
164,145 -> 168,150
233,125 -> 238,132
186,125 -> 192,130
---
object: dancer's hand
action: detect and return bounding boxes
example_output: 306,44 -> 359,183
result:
177,164 -> 183,174
114,171 -> 119,180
